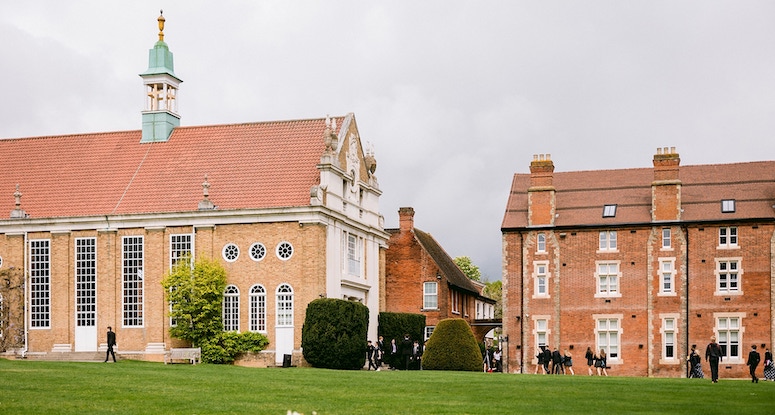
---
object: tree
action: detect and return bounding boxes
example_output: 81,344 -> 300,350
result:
421,318 -> 482,371
161,256 -> 268,363
454,256 -> 481,281
482,280 -> 503,319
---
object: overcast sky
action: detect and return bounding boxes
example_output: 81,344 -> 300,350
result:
1,1 -> 774,281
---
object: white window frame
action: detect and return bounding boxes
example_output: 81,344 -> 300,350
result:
249,284 -> 267,333
222,243 -> 240,262
661,228 -> 671,250
424,326 -> 435,341
602,204 -> 617,218
451,290 -> 460,314
594,314 -> 622,363
29,239 -> 51,329
598,231 -> 618,252
718,227 -> 738,249
344,231 -> 363,277
594,261 -> 621,298
75,238 -> 97,330
170,234 -> 192,269
659,314 -> 680,363
122,236 -> 144,328
533,261 -> 549,298
721,199 -> 735,213
276,284 -> 294,327
276,241 -> 294,261
715,257 -> 743,296
536,233 -> 546,253
423,282 -> 438,310
223,285 -> 240,332
658,258 -> 676,296
714,312 -> 745,363
533,316 -> 550,352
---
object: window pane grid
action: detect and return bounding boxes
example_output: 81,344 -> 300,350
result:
170,234 -> 192,268
249,285 -> 266,332
30,240 -> 51,328
223,285 -> 240,332
75,238 -> 96,327
122,236 -> 144,327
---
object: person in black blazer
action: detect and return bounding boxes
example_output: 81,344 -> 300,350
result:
104,326 -> 117,362
747,344 -> 760,383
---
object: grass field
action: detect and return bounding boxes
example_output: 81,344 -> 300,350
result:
1,359 -> 773,414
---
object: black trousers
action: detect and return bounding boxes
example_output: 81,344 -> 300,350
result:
105,346 -> 116,362
709,357 -> 719,381
749,364 -> 758,382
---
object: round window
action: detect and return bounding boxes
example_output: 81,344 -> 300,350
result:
250,242 -> 267,261
222,243 -> 240,262
276,241 -> 294,260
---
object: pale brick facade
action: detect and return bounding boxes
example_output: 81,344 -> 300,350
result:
502,149 -> 775,378
0,15 -> 388,365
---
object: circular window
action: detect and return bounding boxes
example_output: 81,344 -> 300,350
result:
249,242 -> 267,261
0,255 -> 3,268
276,241 -> 294,260
222,243 -> 240,262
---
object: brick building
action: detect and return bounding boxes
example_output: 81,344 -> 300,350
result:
385,207 -> 496,342
502,149 -> 775,378
0,14 -> 388,365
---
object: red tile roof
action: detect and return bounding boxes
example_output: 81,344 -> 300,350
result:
0,117 -> 344,218
502,160 -> 775,229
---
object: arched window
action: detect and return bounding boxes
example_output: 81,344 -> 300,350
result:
276,284 -> 294,327
223,285 -> 240,332
249,284 -> 266,332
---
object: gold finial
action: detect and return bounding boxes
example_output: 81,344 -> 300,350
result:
157,10 -> 166,42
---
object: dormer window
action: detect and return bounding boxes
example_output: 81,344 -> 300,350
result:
721,200 -> 735,213
603,204 -> 617,218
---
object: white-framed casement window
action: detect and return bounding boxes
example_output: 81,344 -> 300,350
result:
75,238 -> 97,332
658,258 -> 676,296
423,282 -> 438,310
595,261 -> 621,298
223,285 -> 240,332
715,258 -> 742,295
168,286 -> 178,327
451,290 -> 460,314
536,233 -> 546,253
424,326 -> 435,341
662,228 -> 671,249
660,314 -> 680,363
122,236 -> 144,327
170,234 -> 192,269
534,317 -> 549,352
598,231 -> 617,251
715,313 -> 745,362
721,199 -> 735,213
718,227 -> 738,249
344,231 -> 363,277
249,284 -> 266,333
276,284 -> 294,327
29,239 -> 51,328
594,315 -> 622,361
534,261 -> 550,298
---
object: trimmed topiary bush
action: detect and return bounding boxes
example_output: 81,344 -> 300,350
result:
302,298 -> 369,370
421,318 -> 482,371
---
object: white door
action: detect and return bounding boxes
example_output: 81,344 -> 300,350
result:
275,284 -> 294,365
74,238 -> 98,352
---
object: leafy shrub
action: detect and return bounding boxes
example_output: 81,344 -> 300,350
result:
421,318 -> 482,371
200,331 -> 270,364
301,298 -> 369,370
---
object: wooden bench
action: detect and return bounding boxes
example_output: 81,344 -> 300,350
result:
164,347 -> 201,365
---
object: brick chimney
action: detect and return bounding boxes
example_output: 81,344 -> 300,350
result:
528,154 -> 556,226
398,207 -> 415,232
652,147 -> 681,221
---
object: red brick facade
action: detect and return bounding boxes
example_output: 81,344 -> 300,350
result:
502,149 -> 775,378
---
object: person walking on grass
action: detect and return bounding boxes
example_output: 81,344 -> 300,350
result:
564,349 -> 575,375
687,345 -> 704,378
763,347 -> 774,381
705,335 -> 722,383
747,344 -> 760,383
535,348 -> 545,374
552,347 -> 564,374
585,347 -> 595,376
104,326 -> 117,363
595,349 -> 608,376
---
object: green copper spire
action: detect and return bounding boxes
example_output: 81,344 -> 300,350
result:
140,10 -> 182,143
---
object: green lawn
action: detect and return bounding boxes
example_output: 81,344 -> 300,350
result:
0,359 -> 773,414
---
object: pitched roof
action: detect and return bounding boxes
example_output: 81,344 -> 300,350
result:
0,117 -> 345,218
502,160 -> 775,229
413,228 -> 481,295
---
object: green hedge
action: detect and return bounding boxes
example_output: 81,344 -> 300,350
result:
421,318 -> 482,371
301,298 -> 369,370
